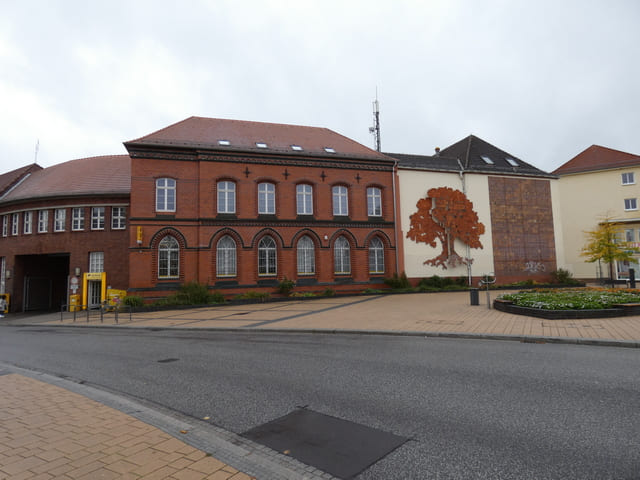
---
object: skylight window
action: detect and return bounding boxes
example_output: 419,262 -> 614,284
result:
480,155 -> 494,165
256,142 -> 268,148
324,147 -> 336,153
291,145 -> 303,151
218,140 -> 230,146
506,158 -> 519,167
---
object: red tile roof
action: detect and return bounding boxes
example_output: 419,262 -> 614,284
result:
125,116 -> 391,161
0,164 -> 43,197
553,145 -> 640,175
0,155 -> 130,203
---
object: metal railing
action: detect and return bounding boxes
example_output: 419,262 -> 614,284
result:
60,303 -> 132,324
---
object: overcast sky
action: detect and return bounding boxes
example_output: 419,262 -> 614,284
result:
1,0 -> 639,174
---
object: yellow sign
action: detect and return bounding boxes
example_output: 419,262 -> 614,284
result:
85,272 -> 103,281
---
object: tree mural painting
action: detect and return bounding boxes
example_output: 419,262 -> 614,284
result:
407,187 -> 485,269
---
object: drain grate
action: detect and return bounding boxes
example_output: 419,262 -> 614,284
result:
242,408 -> 407,479
156,358 -> 179,363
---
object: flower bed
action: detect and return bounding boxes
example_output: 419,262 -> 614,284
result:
495,288 -> 640,319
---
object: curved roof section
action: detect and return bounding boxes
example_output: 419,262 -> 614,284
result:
0,164 -> 43,197
125,116 -> 392,162
0,155 -> 130,204
552,145 -> 640,175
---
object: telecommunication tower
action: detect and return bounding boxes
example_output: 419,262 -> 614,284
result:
369,96 -> 381,152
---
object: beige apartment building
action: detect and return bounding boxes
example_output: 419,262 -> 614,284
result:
554,145 -> 640,281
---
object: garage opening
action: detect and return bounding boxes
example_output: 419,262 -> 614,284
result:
16,253 -> 70,312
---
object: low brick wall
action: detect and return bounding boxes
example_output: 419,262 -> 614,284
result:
493,299 -> 640,319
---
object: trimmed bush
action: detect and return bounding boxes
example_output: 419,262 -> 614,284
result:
384,272 -> 410,289
277,277 -> 295,296
122,295 -> 144,307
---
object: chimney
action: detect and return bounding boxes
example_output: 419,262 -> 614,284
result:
434,147 -> 440,156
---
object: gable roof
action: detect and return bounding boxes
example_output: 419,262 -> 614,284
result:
0,164 -> 43,198
124,116 -> 391,162
552,145 -> 640,175
388,135 -> 554,178
0,155 -> 130,204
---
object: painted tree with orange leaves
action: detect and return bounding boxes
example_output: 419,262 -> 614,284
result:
407,187 -> 485,269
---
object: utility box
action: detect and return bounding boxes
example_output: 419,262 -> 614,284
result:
469,288 -> 479,306
69,294 -> 81,312
0,293 -> 9,314
107,289 -> 127,309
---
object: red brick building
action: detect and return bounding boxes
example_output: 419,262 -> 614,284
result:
124,117 -> 398,300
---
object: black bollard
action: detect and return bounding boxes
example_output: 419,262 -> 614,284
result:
630,268 -> 636,289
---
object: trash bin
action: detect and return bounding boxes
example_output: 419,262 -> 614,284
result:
469,288 -> 479,306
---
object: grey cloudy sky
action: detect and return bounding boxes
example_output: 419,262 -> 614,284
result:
1,0 -> 639,174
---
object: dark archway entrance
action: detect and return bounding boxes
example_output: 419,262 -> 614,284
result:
15,253 -> 70,312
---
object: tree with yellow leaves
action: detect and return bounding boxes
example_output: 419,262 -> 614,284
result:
581,216 -> 639,287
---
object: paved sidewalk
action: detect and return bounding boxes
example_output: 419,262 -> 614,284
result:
0,372 -> 254,480
18,291 -> 640,347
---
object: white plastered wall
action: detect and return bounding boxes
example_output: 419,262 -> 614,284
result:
398,169 -> 495,279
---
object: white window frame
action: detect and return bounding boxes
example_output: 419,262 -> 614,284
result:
216,235 -> 237,277
367,187 -> 382,217
258,182 -> 276,215
622,172 -> 635,185
297,235 -> 315,275
158,236 -> 180,278
23,211 -> 33,234
625,229 -> 635,243
217,181 -> 236,214
624,198 -> 638,211
258,236 -> 277,276
156,178 -> 176,212
2,216 -> 7,237
89,251 -> 104,273
38,210 -> 48,233
332,185 -> 349,216
369,237 -> 385,274
296,184 -> 313,215
111,207 -> 126,230
72,208 -> 85,231
334,236 -> 351,274
54,209 -> 66,232
11,213 -> 19,236
91,207 -> 105,230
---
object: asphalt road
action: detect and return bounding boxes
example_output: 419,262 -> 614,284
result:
1,326 -> 639,479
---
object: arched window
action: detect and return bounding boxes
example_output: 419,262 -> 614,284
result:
158,236 -> 179,278
367,187 -> 382,217
156,178 -> 176,212
296,184 -> 313,215
258,236 -> 277,275
369,237 -> 385,274
216,235 -> 237,277
258,182 -> 276,214
217,181 -> 236,214
297,235 -> 315,275
334,236 -> 351,274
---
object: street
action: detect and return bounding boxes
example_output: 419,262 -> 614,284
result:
1,326 -> 639,479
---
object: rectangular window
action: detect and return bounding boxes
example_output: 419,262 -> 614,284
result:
89,252 -> 104,273
625,229 -> 635,242
38,210 -> 48,233
258,183 -> 276,214
2,216 -> 7,237
156,178 -> 176,212
217,181 -> 236,214
11,213 -> 19,236
622,172 -> 635,185
23,211 -> 32,234
624,198 -> 638,211
111,207 -> 126,230
54,209 -> 66,232
72,208 -> 85,231
332,186 -> 349,216
296,184 -> 313,215
367,187 -> 382,216
91,207 -> 105,230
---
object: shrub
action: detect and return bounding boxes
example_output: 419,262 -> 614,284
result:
290,292 -> 317,298
384,271 -> 410,289
362,288 -> 384,294
234,291 -> 270,301
277,277 -> 295,296
323,288 -> 335,297
122,295 -> 144,307
176,281 -> 211,304
550,268 -> 579,285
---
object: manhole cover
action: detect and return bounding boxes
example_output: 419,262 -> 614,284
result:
242,408 -> 407,479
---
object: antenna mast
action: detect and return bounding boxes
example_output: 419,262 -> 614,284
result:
369,92 -> 381,152
34,139 -> 40,163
